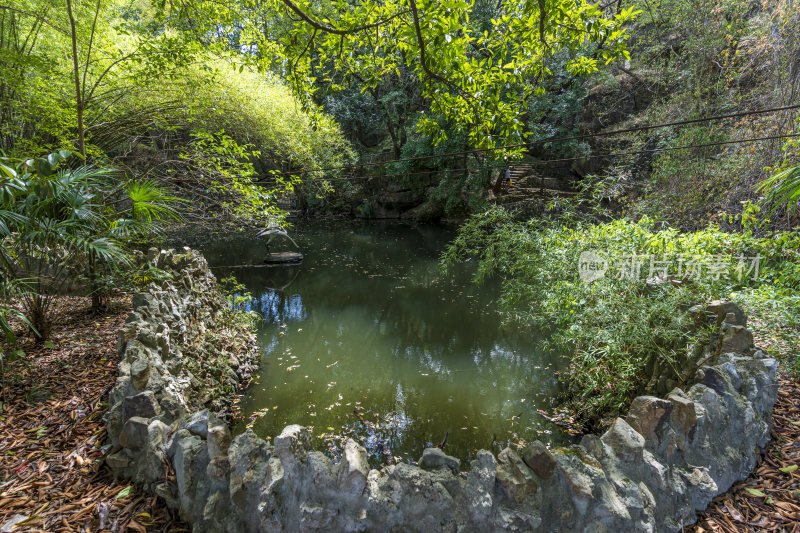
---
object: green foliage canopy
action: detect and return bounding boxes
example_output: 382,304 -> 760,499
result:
176,0 -> 637,158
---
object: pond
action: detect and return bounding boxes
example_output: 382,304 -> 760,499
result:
191,221 -> 570,465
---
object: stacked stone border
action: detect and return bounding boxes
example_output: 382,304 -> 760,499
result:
104,249 -> 779,532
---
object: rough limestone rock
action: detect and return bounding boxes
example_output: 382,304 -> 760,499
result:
601,418 -> 645,464
103,256 -> 778,533
207,419 -> 231,460
336,439 -> 369,495
522,441 -> 558,479
121,391 -> 160,423
708,300 -> 747,327
625,396 -> 671,442
274,424 -> 313,468
466,450 -> 497,521
186,409 -> 209,438
496,447 -> 538,503
720,323 -> 755,353
119,416 -> 149,450
418,447 -> 460,475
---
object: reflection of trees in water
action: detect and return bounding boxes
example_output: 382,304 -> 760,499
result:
250,290 -> 305,324
212,265 -> 302,294
199,223 -> 567,461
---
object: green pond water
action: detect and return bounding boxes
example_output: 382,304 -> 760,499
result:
191,221 -> 570,464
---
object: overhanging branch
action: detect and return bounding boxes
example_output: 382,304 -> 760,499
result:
279,0 -> 407,36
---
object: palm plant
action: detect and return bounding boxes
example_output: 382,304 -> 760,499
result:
758,164 -> 800,215
86,178 -> 183,309
0,151 -> 182,340
0,279 -> 38,402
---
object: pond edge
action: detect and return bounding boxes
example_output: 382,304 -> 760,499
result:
104,248 -> 779,532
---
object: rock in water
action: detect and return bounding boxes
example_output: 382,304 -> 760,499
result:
264,252 -> 303,265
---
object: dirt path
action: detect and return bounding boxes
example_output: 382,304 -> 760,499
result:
0,297 -> 185,533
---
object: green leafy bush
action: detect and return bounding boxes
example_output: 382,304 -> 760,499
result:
759,125 -> 800,216
0,151 -> 181,339
132,60 -> 355,176
444,206 -> 800,424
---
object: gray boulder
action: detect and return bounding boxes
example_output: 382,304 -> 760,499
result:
418,447 -> 460,475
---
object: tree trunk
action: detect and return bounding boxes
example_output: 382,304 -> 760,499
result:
65,0 -> 86,158
491,170 -> 505,195
88,255 -> 102,312
29,294 -> 50,342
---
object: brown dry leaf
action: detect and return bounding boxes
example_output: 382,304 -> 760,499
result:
0,296 -> 187,533
725,504 -> 745,522
691,374 -> 800,532
774,500 -> 800,513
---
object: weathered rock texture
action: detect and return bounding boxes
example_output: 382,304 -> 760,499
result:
105,248 -> 257,482
105,252 -> 779,533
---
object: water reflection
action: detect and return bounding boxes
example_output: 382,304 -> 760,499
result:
189,221 -> 569,464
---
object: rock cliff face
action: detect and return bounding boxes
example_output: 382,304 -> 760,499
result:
105,249 -> 779,532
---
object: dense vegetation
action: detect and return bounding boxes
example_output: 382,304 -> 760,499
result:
436,0 -> 800,424
1,0 -> 799,427
0,0 -> 354,348
444,203 -> 800,423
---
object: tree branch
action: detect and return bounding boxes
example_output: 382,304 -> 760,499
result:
279,0 -> 406,36
0,5 -> 89,43
81,0 -> 103,103
66,0 -> 86,158
407,0 -> 473,104
290,28 -> 317,72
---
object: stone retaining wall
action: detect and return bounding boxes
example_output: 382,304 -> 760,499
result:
105,249 -> 779,532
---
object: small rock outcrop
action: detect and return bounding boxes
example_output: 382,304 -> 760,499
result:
104,248 -> 258,483
105,249 -> 779,532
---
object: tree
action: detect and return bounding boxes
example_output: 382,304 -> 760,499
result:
1,1 -> 353,228
0,0 -> 75,155
173,0 -> 637,160
63,0 -> 197,159
1,0 -> 198,158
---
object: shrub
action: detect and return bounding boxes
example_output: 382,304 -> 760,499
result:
444,206 -> 800,424
0,151 -> 180,339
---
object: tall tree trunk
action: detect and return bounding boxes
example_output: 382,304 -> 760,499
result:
67,0 -> 106,311
88,255 -> 102,311
66,0 -> 85,159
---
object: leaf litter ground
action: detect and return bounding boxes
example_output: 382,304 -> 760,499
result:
0,296 -> 186,532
